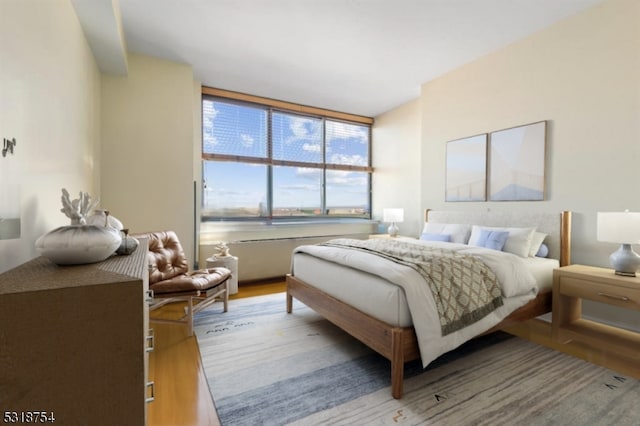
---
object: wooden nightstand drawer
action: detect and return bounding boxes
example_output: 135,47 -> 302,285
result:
558,276 -> 640,310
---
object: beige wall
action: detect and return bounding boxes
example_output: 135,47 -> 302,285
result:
192,81 -> 204,264
101,53 -> 197,263
419,0 -> 639,265
415,0 -> 638,328
372,98 -> 422,237
0,0 -> 101,273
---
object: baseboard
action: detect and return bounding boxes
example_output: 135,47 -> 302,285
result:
238,276 -> 287,285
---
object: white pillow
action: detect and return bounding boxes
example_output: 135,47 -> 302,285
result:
468,225 -> 536,258
422,223 -> 472,245
528,232 -> 548,257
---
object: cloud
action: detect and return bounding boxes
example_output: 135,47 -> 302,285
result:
326,171 -> 367,187
284,116 -> 320,142
295,167 -> 322,179
278,183 -> 318,191
240,134 -> 254,147
203,134 -> 218,148
302,143 -> 321,152
326,121 -> 368,144
329,153 -> 367,166
202,102 -> 219,148
203,101 -> 218,118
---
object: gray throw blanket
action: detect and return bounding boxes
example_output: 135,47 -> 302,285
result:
320,239 -> 504,335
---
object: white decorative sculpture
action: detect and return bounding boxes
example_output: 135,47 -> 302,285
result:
210,241 -> 230,257
60,188 -> 99,225
35,189 -> 122,265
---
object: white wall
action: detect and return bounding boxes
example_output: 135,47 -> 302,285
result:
372,98 -> 423,237
0,0 -> 101,273
101,53 -> 197,263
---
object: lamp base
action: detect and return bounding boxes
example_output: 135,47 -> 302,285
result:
387,223 -> 399,238
610,244 -> 640,278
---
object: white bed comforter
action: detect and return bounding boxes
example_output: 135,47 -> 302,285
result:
293,239 -> 538,368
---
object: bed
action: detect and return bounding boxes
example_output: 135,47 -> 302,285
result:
286,209 -> 572,399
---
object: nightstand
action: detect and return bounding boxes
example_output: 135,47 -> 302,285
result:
552,264 -> 640,361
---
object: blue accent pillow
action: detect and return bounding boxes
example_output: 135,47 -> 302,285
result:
476,229 -> 509,251
420,233 -> 452,242
536,243 -> 549,258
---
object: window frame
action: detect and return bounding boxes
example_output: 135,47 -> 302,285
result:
201,87 -> 374,221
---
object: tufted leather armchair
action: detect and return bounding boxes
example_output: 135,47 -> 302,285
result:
135,230 -> 231,335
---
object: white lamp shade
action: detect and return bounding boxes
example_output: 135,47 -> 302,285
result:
383,208 -> 404,223
597,211 -> 640,244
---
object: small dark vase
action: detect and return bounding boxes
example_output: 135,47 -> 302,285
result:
116,229 -> 139,255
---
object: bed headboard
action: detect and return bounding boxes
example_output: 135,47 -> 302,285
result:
425,209 -> 572,266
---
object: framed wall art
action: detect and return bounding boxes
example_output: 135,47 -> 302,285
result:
445,134 -> 487,202
488,121 -> 546,201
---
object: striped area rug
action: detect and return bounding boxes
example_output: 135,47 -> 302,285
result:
194,293 -> 639,426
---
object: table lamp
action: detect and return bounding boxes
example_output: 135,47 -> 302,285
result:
597,210 -> 640,277
383,208 -> 404,237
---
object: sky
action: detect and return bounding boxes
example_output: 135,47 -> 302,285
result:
202,100 -> 370,213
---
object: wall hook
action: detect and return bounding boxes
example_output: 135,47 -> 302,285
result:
2,138 -> 16,157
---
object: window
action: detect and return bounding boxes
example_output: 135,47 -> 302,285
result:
202,90 -> 372,220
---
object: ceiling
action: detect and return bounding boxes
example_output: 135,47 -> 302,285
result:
101,0 -> 603,117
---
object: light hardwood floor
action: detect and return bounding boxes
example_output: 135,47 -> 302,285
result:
148,279 -> 637,426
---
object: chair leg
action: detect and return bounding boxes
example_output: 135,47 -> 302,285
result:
149,286 -> 227,336
187,296 -> 194,336
223,279 -> 229,313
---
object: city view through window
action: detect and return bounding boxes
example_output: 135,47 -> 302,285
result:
202,98 -> 371,219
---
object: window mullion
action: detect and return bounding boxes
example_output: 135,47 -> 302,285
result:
267,108 -> 273,219
321,117 -> 327,215
203,153 -> 270,165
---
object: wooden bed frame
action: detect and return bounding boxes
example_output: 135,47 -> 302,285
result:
286,210 -> 572,399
